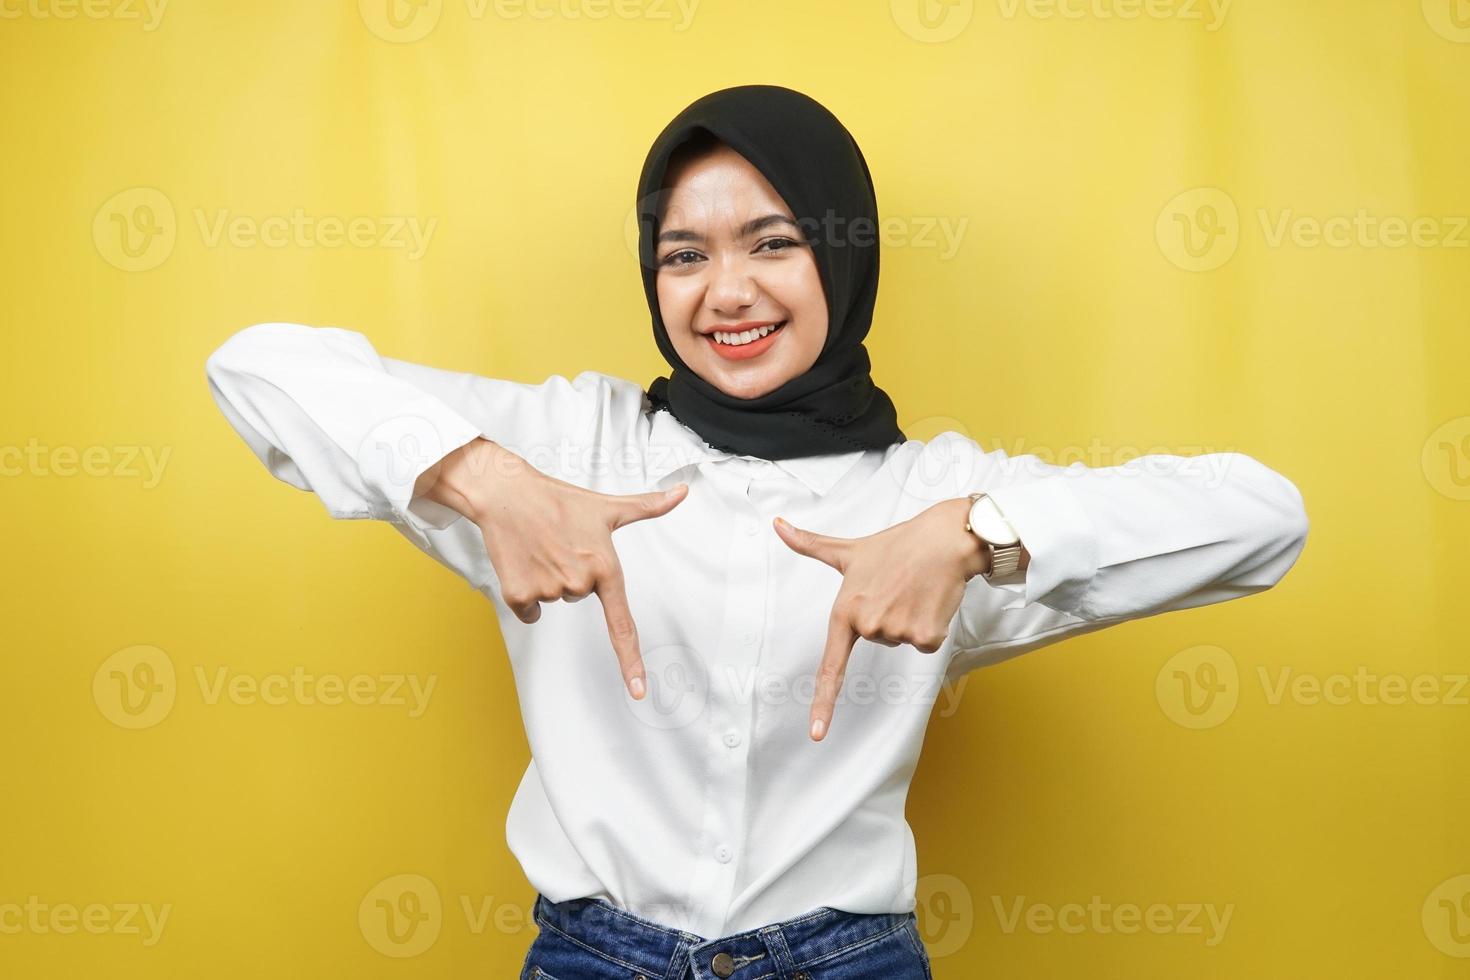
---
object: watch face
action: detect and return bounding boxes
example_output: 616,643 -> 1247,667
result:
968,496 -> 1019,545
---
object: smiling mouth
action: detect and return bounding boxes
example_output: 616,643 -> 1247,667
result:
708,321 -> 787,347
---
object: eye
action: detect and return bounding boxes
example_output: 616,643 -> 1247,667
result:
755,237 -> 801,254
659,249 -> 704,267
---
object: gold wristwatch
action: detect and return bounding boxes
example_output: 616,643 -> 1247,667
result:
964,492 -> 1023,580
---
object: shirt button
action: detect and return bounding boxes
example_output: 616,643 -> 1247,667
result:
722,729 -> 741,748
742,631 -> 757,646
715,844 -> 732,863
741,517 -> 759,536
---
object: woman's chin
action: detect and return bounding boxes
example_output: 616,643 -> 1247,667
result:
698,361 -> 788,400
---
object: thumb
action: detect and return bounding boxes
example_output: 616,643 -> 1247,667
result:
607,482 -> 688,529
773,516 -> 849,571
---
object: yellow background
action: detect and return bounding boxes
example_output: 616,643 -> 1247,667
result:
3,0 -> 1468,976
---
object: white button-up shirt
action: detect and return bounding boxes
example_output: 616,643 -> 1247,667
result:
205,321 -> 1309,939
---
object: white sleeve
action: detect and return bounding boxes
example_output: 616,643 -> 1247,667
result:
916,433 -> 1309,679
204,321 -> 624,591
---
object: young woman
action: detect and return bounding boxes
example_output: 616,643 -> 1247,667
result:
206,84 -> 1308,980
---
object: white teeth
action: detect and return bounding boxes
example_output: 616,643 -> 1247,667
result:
714,322 -> 783,346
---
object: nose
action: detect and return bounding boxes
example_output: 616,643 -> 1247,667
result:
705,259 -> 758,315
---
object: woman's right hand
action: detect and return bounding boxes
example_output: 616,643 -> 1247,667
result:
413,437 -> 688,700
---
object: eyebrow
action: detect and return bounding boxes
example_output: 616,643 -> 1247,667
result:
656,213 -> 799,245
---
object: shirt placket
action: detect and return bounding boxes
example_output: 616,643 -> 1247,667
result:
687,462 -> 768,938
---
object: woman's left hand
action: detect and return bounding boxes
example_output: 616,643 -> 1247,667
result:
773,497 -> 1002,742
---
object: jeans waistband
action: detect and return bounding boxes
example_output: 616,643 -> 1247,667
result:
531,893 -> 919,980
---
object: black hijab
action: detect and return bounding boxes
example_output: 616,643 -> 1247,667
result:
636,84 -> 906,460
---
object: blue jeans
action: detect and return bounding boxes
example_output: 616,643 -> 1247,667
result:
520,894 -> 933,980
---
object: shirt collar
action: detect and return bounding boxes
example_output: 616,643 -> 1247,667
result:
644,406 -> 870,498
